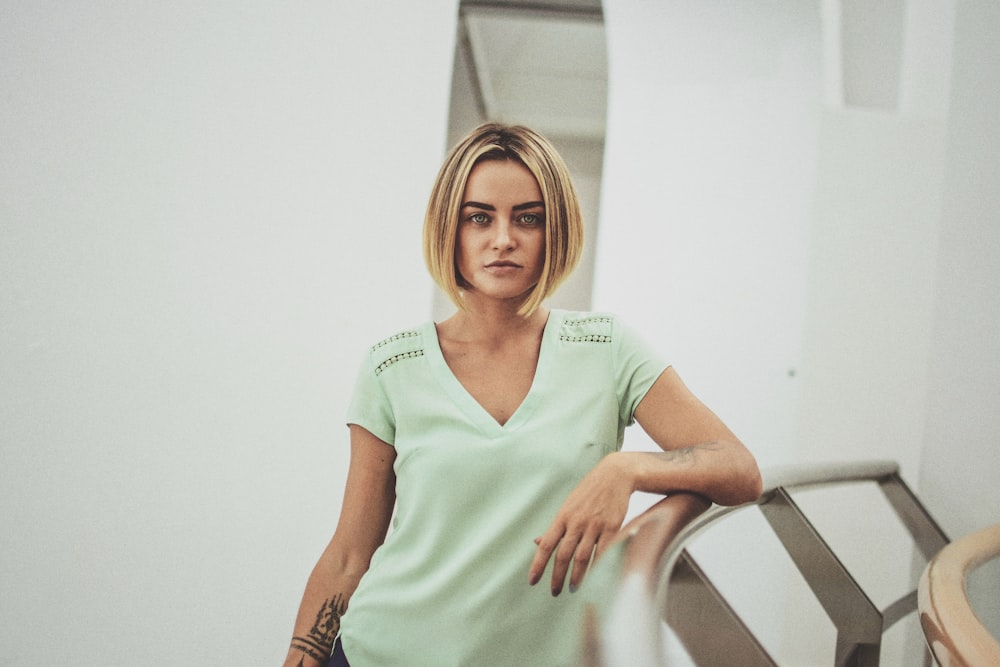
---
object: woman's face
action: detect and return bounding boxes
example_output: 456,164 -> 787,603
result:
455,159 -> 546,305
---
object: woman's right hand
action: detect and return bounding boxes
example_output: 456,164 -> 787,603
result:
528,452 -> 634,596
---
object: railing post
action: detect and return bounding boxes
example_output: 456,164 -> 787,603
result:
665,550 -> 777,667
760,488 -> 883,667
877,473 -> 949,560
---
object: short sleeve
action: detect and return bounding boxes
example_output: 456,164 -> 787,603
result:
612,317 -> 670,425
345,352 -> 397,446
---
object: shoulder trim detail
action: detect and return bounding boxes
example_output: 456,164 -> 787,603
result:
368,327 -> 425,376
563,315 -> 614,326
370,330 -> 421,352
375,349 -> 425,376
560,334 -> 611,344
560,312 -> 614,344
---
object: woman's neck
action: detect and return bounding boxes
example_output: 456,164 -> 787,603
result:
440,295 -> 549,347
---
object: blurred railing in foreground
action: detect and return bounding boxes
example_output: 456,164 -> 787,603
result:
587,461 -> 951,667
919,522 -> 1000,666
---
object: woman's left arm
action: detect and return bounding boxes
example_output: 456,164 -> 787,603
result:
626,366 -> 762,505
529,367 -> 762,596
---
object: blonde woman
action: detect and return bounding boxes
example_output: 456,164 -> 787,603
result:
283,124 -> 762,667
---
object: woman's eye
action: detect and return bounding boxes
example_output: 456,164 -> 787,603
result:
469,212 -> 489,224
519,213 -> 541,225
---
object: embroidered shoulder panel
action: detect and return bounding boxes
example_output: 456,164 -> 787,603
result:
370,330 -> 421,352
560,313 -> 614,344
370,328 -> 425,376
375,349 -> 425,376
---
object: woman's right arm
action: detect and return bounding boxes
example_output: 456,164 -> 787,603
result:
282,424 -> 396,667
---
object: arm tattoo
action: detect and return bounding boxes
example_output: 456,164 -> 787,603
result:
289,641 -> 326,663
656,440 -> 723,465
310,593 -> 346,647
289,593 -> 347,661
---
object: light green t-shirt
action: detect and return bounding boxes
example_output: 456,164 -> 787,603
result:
341,310 -> 668,666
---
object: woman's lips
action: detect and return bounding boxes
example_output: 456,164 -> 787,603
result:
484,261 -> 522,274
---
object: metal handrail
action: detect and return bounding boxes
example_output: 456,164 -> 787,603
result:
592,460 -> 949,667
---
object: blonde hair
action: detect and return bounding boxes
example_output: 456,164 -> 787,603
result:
423,123 -> 584,317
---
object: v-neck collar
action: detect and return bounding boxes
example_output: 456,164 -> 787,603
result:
424,310 -> 560,436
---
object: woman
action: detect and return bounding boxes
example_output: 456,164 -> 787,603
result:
283,124 -> 762,667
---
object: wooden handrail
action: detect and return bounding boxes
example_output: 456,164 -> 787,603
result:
919,522 -> 1000,666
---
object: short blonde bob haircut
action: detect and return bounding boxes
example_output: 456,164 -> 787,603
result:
423,123 -> 584,317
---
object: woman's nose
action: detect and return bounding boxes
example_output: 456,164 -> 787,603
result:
491,219 -> 515,249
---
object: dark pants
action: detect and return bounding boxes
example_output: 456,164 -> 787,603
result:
328,638 -> 350,667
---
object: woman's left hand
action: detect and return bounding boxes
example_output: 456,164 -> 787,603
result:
528,452 -> 634,596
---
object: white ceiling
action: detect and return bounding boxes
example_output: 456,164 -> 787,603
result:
456,0 -> 607,140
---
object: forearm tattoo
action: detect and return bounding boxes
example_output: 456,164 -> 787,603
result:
290,594 -> 347,662
289,641 -> 326,663
656,440 -> 723,465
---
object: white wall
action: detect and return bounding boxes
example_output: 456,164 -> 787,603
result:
598,0 -> 822,468
917,0 -> 1000,543
0,2 -> 457,664
599,0 -> 1000,664
794,111 -> 947,483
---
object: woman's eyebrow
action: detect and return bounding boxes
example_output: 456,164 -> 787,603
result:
461,200 -> 544,211
461,201 -> 495,211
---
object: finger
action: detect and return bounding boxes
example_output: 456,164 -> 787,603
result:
528,525 -> 564,586
549,530 -> 583,596
568,532 -> 600,591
